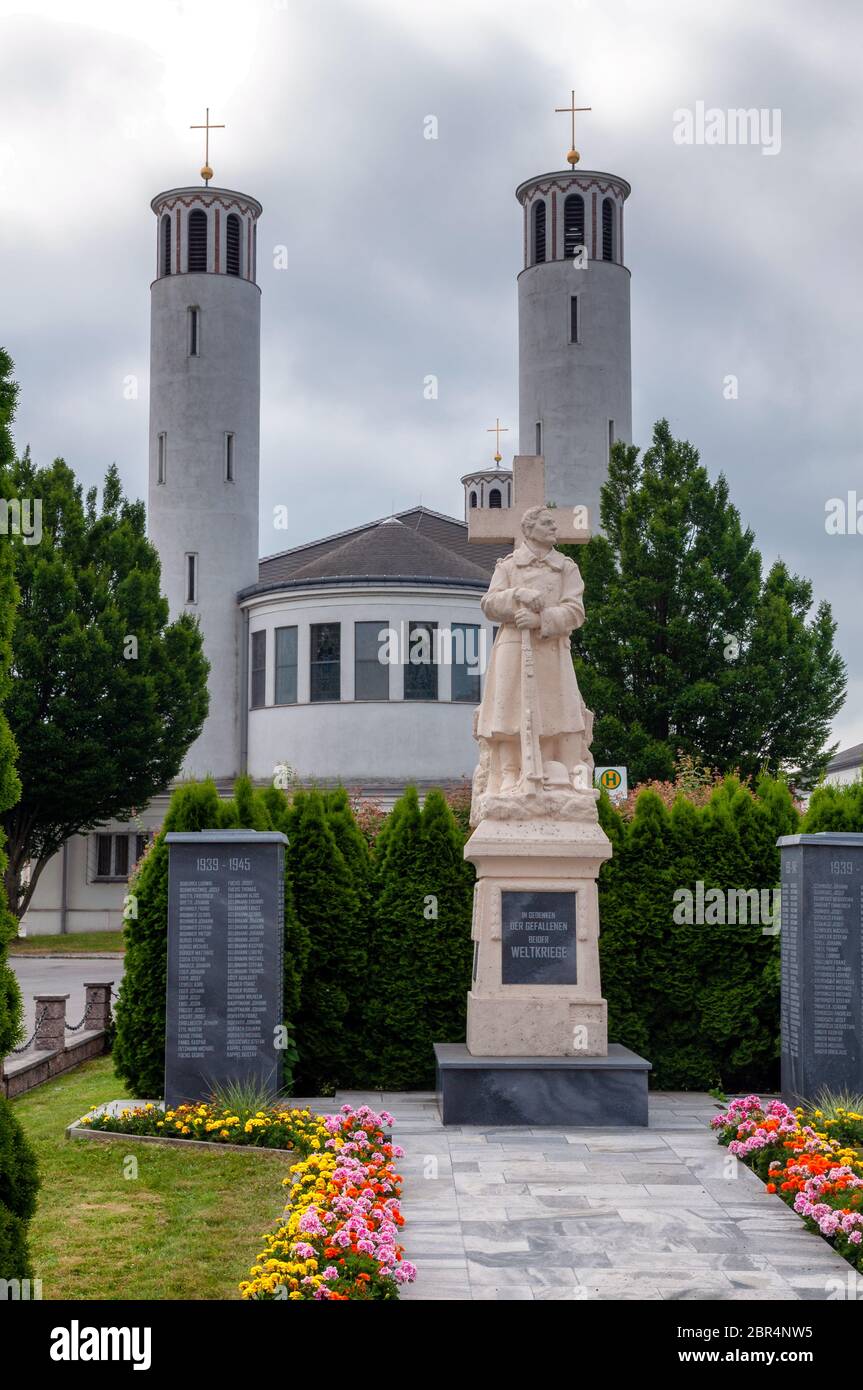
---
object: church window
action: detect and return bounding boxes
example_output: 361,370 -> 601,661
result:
185,553 -> 198,604
469,491 -> 477,509
225,432 -> 235,482
188,307 -> 200,356
532,199 -> 546,265
570,295 -> 579,343
451,624 -> 481,703
251,629 -> 266,708
488,488 -> 502,508
535,421 -> 542,454
355,621 -> 389,701
405,621 -> 438,701
563,193 -> 585,259
157,433 -> 166,484
602,197 -> 614,261
162,214 -> 172,275
226,213 -> 241,276
310,622 -> 341,701
275,626 -> 298,704
188,208 -> 208,272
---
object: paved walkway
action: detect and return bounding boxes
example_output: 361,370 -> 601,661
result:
333,1089 -> 853,1301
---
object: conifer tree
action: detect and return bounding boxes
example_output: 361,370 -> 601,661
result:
289,791 -> 366,1093
568,419 -> 846,784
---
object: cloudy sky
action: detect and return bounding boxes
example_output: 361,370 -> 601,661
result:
1,0 -> 861,749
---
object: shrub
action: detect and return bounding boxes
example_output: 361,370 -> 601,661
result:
0,1096 -> 39,1280
803,779 -> 863,832
598,775 -> 798,1090
289,791 -> 366,1094
364,787 -> 473,1089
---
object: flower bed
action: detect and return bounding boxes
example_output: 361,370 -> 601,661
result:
240,1104 -> 417,1300
712,1095 -> 863,1273
78,1101 -> 328,1150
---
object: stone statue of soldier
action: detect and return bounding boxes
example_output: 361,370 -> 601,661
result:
474,504 -> 594,806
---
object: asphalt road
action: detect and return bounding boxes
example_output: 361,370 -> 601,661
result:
8,956 -> 125,1054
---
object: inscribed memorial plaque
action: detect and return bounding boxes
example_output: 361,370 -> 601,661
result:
501,890 -> 577,985
778,833 -> 863,1103
164,830 -> 285,1105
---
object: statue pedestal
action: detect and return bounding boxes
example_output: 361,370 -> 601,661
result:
435,809 -> 650,1126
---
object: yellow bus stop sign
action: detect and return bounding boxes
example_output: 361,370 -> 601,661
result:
594,766 -> 627,799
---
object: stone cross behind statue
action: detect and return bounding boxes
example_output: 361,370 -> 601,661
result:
467,455 -> 596,822
466,454 -> 591,546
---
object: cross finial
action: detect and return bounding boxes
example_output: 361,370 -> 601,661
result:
554,89 -> 591,167
486,417 -> 509,466
190,107 -> 225,186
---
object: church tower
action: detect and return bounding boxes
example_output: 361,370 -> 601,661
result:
516,95 -> 631,528
147,131 -> 262,781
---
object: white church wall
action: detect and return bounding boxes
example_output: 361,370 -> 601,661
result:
244,583 -> 492,783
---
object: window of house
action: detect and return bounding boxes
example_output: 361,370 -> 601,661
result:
274,626 -> 298,704
535,421 -> 542,455
451,623 -> 481,703
225,431 -> 235,482
310,623 -> 340,702
157,432 -> 166,484
185,553 -> 198,604
94,832 -> 143,880
608,419 -> 615,460
189,306 -> 200,356
405,621 -> 438,700
355,621 -> 389,700
251,629 -> 266,708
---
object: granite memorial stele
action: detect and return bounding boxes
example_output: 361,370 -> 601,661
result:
434,460 -> 651,1125
164,829 -> 286,1106
778,832 -> 863,1105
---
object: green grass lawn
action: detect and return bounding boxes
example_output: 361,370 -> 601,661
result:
11,931 -> 125,954
13,1056 -> 290,1300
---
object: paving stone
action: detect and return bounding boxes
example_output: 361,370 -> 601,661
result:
387,1091 -> 845,1302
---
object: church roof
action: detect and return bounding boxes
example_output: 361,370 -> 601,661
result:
251,506 -> 506,594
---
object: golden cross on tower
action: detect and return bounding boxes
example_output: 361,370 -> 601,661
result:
555,89 -> 591,167
486,417 -> 509,465
190,107 -> 225,186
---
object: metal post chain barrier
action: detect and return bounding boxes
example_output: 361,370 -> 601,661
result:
65,1000 -> 97,1033
9,1006 -> 49,1054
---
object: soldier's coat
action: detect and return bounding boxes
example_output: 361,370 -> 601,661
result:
477,543 -> 588,739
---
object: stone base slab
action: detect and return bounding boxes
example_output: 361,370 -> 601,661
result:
466,993 -> 607,1056
434,1042 -> 651,1127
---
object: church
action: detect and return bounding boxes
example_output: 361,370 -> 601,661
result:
22,109 -> 633,933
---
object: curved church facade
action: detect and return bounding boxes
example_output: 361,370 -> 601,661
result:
23,137 -> 632,932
